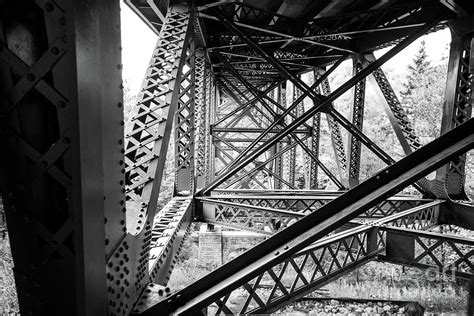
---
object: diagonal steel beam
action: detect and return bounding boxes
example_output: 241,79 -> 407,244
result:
363,53 -> 421,154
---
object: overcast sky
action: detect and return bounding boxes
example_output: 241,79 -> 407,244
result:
120,3 -> 452,96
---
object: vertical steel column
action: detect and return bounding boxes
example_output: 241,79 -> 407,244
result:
273,83 -> 285,189
195,50 -> 206,190
436,24 -> 473,199
204,61 -> 214,186
310,113 -> 321,189
175,19 -> 195,195
310,72 -> 322,189
286,85 -> 300,187
0,0 -> 123,314
346,55 -> 366,187
294,82 -> 309,190
209,73 -> 218,182
321,78 -> 348,187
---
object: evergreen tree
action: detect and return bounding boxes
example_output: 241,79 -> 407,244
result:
401,40 -> 431,121
402,40 -> 431,97
400,40 -> 446,145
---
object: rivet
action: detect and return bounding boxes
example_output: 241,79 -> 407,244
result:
45,2 -> 54,12
51,47 -> 60,55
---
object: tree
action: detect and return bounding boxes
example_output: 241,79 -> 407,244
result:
401,40 -> 431,121
400,40 -> 447,145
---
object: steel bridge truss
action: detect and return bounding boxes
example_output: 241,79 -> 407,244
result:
0,1 -> 473,315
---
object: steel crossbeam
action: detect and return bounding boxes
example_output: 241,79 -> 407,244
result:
380,227 -> 474,280
141,118 -> 474,315
199,198 -> 303,235
199,195 -> 432,234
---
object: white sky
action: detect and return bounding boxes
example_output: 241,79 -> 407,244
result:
120,2 -> 158,93
120,3 -> 452,95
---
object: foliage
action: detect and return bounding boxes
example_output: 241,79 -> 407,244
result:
400,40 -> 446,144
123,79 -> 137,123
0,235 -> 19,313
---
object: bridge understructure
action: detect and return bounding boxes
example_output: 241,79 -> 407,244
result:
0,0 -> 473,315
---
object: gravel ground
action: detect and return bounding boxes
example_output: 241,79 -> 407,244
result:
277,298 -> 410,315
